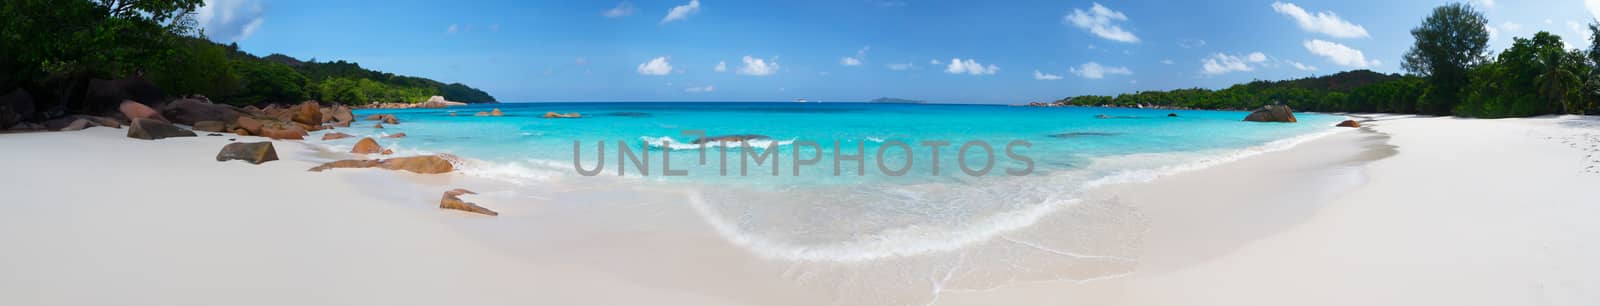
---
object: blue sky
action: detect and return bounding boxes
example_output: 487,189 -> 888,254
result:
196,0 -> 1599,103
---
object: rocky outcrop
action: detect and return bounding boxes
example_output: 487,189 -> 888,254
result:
542,111 -> 580,118
215,142 -> 279,164
127,118 -> 196,140
1336,120 -> 1361,128
328,105 -> 354,123
257,120 -> 307,140
351,137 -> 382,154
292,101 -> 322,126
234,116 -> 264,135
321,132 -> 354,140
1,89 -> 35,129
119,100 -> 168,123
692,134 -> 770,144
440,188 -> 497,216
192,120 -> 227,132
161,98 -> 243,125
306,155 -> 456,174
1243,105 -> 1297,123
58,119 -> 92,131
84,76 -> 165,115
44,115 -> 121,130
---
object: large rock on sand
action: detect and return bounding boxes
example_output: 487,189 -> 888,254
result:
193,120 -> 228,133
127,118 -> 196,140
1243,105 -> 1297,123
351,137 -> 382,154
292,101 -> 322,126
1,89 -> 35,129
307,155 -> 457,174
119,100 -> 168,123
440,188 -> 497,216
162,98 -> 243,125
1336,120 -> 1361,128
216,142 -> 279,164
258,120 -> 307,140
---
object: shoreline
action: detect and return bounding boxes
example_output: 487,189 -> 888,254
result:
2,115 -> 1597,305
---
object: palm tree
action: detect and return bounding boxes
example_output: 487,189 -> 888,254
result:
1534,49 -> 1580,114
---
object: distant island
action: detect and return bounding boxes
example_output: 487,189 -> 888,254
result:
869,97 -> 927,104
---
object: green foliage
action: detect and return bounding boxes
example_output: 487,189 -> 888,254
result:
1,0 -> 203,89
1455,32 -> 1584,117
1054,70 -> 1422,114
228,59 -> 309,105
315,78 -> 438,105
146,37 -> 239,98
1402,2 -> 1490,115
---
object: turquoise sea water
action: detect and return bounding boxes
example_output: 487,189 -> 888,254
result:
338,102 -> 1341,263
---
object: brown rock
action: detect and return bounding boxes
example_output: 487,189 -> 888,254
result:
328,105 -> 354,123
440,189 -> 497,216
293,101 -> 322,126
127,118 -> 196,140
119,100 -> 168,123
233,128 -> 251,136
351,137 -> 382,154
307,155 -> 456,174
1243,105 -> 1297,123
474,111 -> 490,116
1336,120 -> 1361,128
215,142 -> 279,164
491,108 -> 504,116
258,120 -> 307,140
382,116 -> 399,125
384,132 -> 407,138
381,149 -> 394,155
193,120 -> 228,132
372,123 -> 384,129
331,121 -> 351,128
322,132 -> 354,140
542,111 -> 580,118
234,116 -> 265,135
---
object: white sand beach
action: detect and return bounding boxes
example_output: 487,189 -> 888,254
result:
2,115 -> 1598,305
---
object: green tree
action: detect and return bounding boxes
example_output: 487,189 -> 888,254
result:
1402,2 -> 1490,115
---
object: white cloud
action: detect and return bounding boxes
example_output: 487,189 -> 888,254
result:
930,59 -> 942,65
944,58 -> 999,75
1178,39 -> 1206,48
1160,59 -> 1175,65
446,24 -> 459,34
1201,53 -> 1265,75
1247,52 -> 1267,62
1478,0 -> 1495,7
684,85 -> 715,93
1303,39 -> 1377,68
1064,3 -> 1140,43
661,0 -> 701,24
713,61 -> 727,72
1033,70 -> 1064,80
604,2 -> 637,18
637,57 -> 673,75
886,63 -> 915,70
737,56 -> 779,76
1270,2 -> 1369,38
1568,21 -> 1590,48
1589,0 -> 1600,22
1287,60 -> 1317,71
196,0 -> 267,42
840,46 -> 870,66
1069,62 -> 1131,79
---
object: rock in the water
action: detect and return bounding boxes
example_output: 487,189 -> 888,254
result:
162,98 -> 243,125
119,100 -> 168,123
692,134 -> 770,144
384,132 -> 406,138
363,114 -> 386,121
322,132 -> 354,140
193,120 -> 227,132
330,121 -> 351,128
59,119 -> 92,131
329,105 -> 354,123
307,155 -> 456,174
1,89 -> 35,129
127,118 -> 196,140
1167,113 -> 1179,117
292,101 -> 322,126
372,123 -> 384,129
542,111 -> 581,118
215,142 -> 278,164
1336,120 -> 1361,128
474,111 -> 490,116
351,137 -> 382,154
490,108 -> 505,116
382,116 -> 399,124
440,188 -> 497,216
1243,105 -> 1297,123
